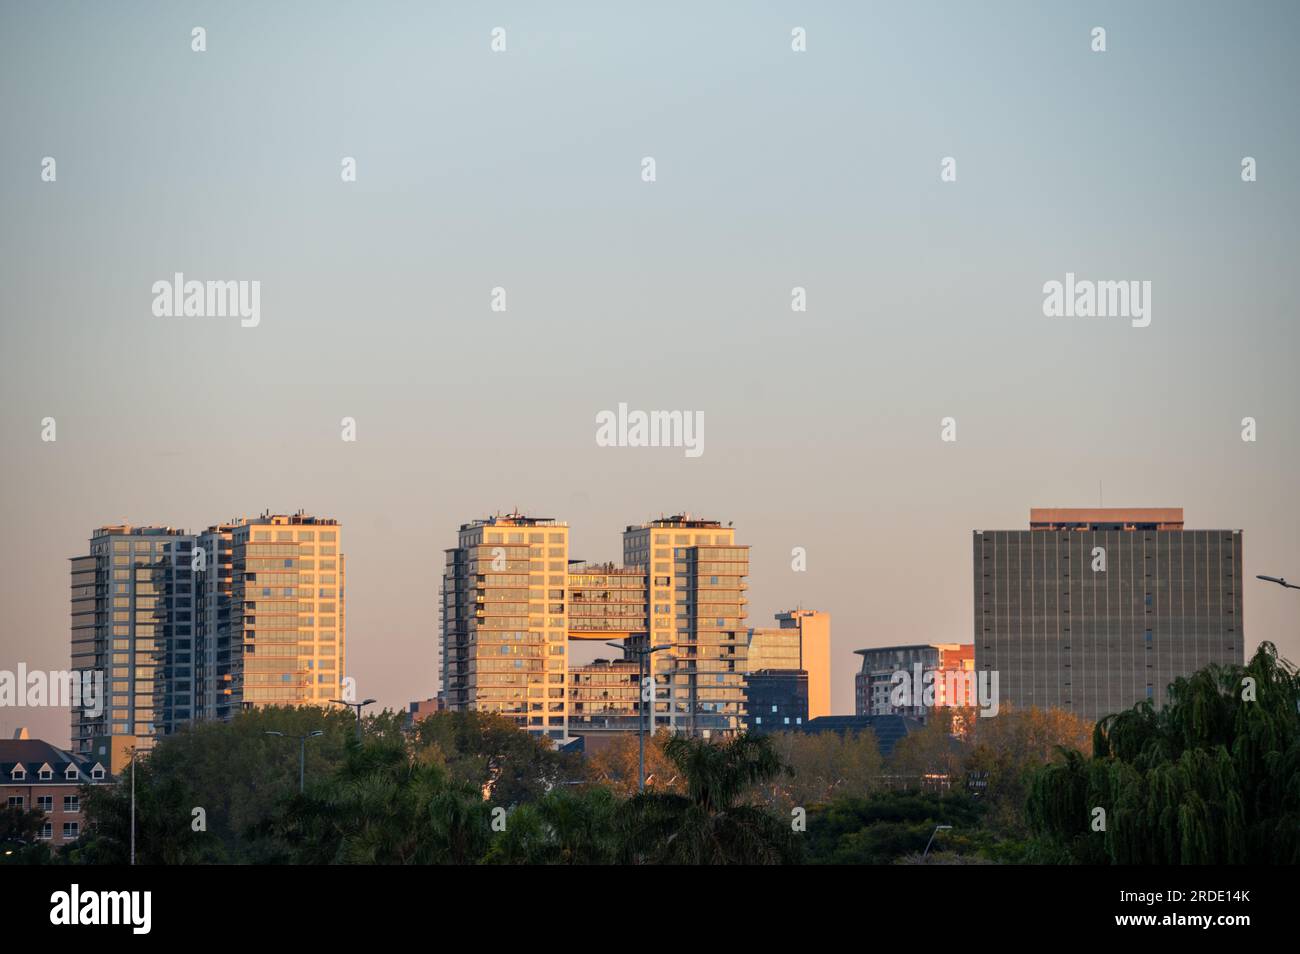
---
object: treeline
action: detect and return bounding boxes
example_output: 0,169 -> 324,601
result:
2,641 -> 1295,865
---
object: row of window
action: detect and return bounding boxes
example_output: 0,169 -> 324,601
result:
8,794 -> 80,811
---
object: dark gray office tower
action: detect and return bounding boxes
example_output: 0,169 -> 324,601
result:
974,509 -> 1243,724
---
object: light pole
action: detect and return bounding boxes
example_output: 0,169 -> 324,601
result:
607,641 -> 672,794
330,698 -> 376,741
1257,575 -> 1300,590
923,824 -> 953,858
128,745 -> 137,866
265,730 -> 324,793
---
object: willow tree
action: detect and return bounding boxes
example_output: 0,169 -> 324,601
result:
1026,641 -> 1300,864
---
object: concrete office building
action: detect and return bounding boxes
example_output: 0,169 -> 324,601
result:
974,508 -> 1243,723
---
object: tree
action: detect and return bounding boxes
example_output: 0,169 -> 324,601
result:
74,758 -> 222,865
804,790 -> 988,865
762,729 -> 883,811
888,708 -> 965,785
0,805 -> 52,865
486,787 -> 621,865
962,704 -> 1092,837
411,711 -> 574,806
263,734 -> 491,864
1025,641 -> 1300,864
582,729 -> 684,797
75,706 -> 356,863
618,734 -> 802,864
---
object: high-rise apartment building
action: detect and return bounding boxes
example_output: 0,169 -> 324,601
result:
440,514 -> 571,738
747,609 -> 831,720
974,508 -> 1242,723
621,515 -> 749,737
70,526 -> 191,755
70,514 -> 344,755
230,514 -> 345,708
440,513 -> 749,740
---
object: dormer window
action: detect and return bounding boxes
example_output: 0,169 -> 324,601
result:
89,764 -> 106,781
11,766 -> 25,781
37,763 -> 54,781
64,765 -> 80,781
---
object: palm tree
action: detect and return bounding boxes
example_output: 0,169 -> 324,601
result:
266,736 -> 490,864
486,786 -> 620,864
618,734 -> 802,864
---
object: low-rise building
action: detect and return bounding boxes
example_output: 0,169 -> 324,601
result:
0,732 -> 109,848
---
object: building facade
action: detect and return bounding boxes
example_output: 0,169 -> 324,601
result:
70,514 -> 344,756
744,670 -> 808,735
439,513 -> 750,740
1,735 -> 109,848
974,508 -> 1243,723
747,609 -> 831,720
440,514 -> 571,739
854,643 -> 974,718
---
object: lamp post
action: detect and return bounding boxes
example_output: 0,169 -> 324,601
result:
607,641 -> 672,794
923,824 -> 953,858
265,730 -> 324,793
1257,575 -> 1300,590
329,698 -> 376,742
128,745 -> 137,866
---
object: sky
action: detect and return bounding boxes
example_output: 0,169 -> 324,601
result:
2,1 -> 1298,746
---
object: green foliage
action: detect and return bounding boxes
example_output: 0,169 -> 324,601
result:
410,711 -> 575,806
618,734 -> 802,864
1025,641 -> 1300,864
262,734 -> 492,864
74,705 -> 355,863
486,787 -> 621,865
761,729 -> 884,810
804,790 -> 987,865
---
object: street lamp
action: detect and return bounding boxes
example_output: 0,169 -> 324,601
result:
607,640 -> 672,794
128,744 -> 138,866
330,698 -> 376,741
1257,575 -> 1300,590
265,730 -> 324,793
923,824 -> 953,858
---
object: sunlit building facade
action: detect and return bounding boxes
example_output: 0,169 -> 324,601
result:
70,514 -> 345,755
440,513 -> 750,740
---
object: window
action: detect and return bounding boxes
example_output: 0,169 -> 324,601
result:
63,795 -> 80,813
37,795 -> 53,811
62,822 -> 80,840
39,823 -> 53,840
91,765 -> 106,780
7,796 -> 24,809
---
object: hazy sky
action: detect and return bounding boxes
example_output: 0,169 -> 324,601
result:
3,1 -> 1298,745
